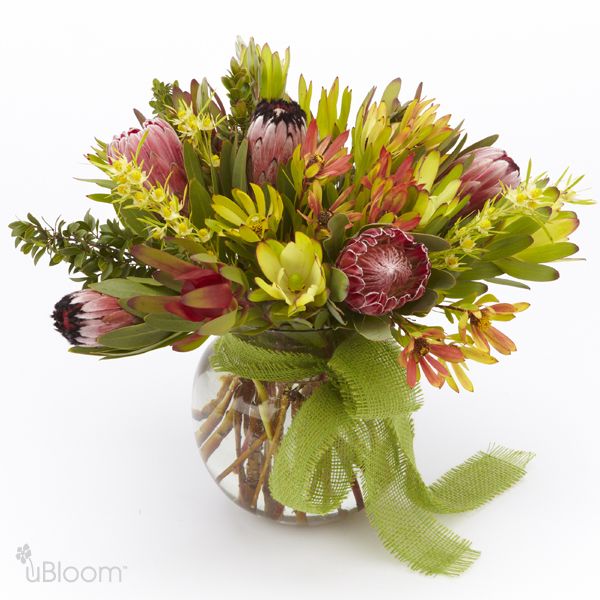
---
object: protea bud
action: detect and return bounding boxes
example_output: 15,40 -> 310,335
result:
337,226 -> 431,316
52,290 -> 138,346
107,118 -> 187,198
457,147 -> 520,215
247,99 -> 306,185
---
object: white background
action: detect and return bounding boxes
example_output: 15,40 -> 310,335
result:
1,1 -> 599,598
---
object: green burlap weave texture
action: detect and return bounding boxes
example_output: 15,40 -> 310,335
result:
211,333 -> 534,576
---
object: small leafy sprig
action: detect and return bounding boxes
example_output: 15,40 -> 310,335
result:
9,212 -> 150,284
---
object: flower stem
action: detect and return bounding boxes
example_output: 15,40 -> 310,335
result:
250,390 -> 290,509
195,377 -> 239,446
215,432 -> 268,483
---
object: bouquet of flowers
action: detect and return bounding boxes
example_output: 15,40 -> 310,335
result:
10,38 -> 591,575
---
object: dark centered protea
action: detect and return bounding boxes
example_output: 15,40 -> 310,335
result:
52,290 -> 138,346
247,99 -> 306,185
337,227 -> 431,316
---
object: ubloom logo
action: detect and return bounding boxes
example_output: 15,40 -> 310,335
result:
15,544 -> 127,584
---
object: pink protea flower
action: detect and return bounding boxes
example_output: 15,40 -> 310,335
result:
457,147 -> 520,215
337,226 -> 431,316
52,290 -> 138,346
247,99 -> 307,185
107,118 -> 187,198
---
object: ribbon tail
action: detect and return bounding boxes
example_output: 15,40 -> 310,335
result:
269,382 -> 356,514
359,420 -> 480,576
394,414 -> 535,514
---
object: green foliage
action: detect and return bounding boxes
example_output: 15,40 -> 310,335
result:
9,212 -> 149,285
149,79 -> 179,118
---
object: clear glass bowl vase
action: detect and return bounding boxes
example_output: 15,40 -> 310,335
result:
192,329 -> 361,525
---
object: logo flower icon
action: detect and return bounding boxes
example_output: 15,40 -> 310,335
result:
16,544 -> 32,564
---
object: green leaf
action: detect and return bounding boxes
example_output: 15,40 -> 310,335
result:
86,193 -> 113,203
98,323 -> 169,349
457,261 -> 503,281
482,235 -> 533,262
446,280 -> 489,299
515,242 -> 579,263
219,140 -> 233,196
427,269 -> 456,290
189,178 -> 212,228
352,315 -> 393,341
485,277 -> 531,290
90,278 -> 167,299
411,233 -> 451,252
494,258 -> 560,282
183,142 -> 204,182
232,139 -> 248,191
398,289 -> 438,316
329,267 -> 349,302
323,213 -> 350,261
145,314 -> 198,332
220,265 -> 249,288
198,310 -> 238,335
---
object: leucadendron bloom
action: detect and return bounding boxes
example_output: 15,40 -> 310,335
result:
456,147 -> 520,215
107,118 -> 187,198
52,290 -> 138,346
247,99 -> 307,185
337,226 -> 431,316
249,232 -> 327,315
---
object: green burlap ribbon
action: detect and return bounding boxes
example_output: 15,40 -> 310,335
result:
211,332 -> 533,576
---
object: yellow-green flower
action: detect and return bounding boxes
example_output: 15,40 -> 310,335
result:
248,232 -> 327,315
207,183 -> 283,242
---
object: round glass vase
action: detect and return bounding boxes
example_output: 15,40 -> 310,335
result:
192,329 -> 361,525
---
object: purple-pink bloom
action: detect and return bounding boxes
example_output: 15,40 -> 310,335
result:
247,99 -> 306,185
456,147 -> 520,215
52,290 -> 138,346
107,118 -> 187,198
337,226 -> 431,316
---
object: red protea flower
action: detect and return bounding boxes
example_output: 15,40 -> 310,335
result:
336,226 -> 431,316
128,246 -> 237,322
107,118 -> 187,197
456,147 -> 520,215
52,290 -> 138,346
247,99 -> 307,185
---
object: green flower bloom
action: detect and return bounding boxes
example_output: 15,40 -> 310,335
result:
249,232 -> 327,315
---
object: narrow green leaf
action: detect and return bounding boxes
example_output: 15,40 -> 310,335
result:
485,277 -> 531,290
98,323 -> 169,349
232,139 -> 248,191
446,280 -> 489,298
198,310 -> 238,335
189,178 -> 212,228
145,314 -> 198,332
494,258 -> 560,282
183,142 -> 204,182
482,235 -> 533,261
90,278 -> 168,299
515,242 -> 579,263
